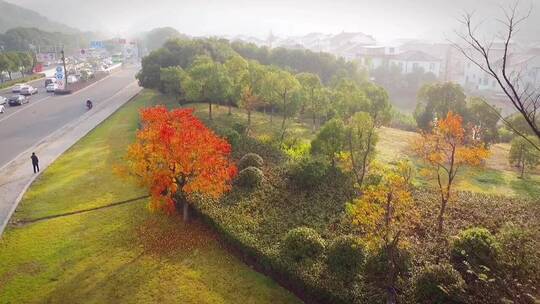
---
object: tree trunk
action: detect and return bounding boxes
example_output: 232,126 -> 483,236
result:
208,101 -> 213,120
437,197 -> 447,234
228,100 -> 232,115
183,202 -> 190,221
8,72 -> 12,80
520,160 -> 525,178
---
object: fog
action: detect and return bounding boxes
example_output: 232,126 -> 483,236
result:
7,0 -> 540,42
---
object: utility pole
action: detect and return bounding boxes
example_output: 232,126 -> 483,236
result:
61,47 -> 68,90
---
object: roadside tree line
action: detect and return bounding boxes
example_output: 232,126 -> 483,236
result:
0,51 -> 35,82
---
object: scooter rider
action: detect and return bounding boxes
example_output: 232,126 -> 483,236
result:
86,99 -> 93,109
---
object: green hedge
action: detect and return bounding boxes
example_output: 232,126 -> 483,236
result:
189,117 -> 539,303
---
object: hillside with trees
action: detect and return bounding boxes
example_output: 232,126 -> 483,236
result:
0,0 -> 77,34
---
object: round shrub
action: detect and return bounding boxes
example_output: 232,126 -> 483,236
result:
282,227 -> 326,264
450,227 -> 500,272
414,263 -> 466,304
236,166 -> 263,188
239,153 -> 264,170
364,245 -> 411,289
327,235 -> 366,279
288,157 -> 329,189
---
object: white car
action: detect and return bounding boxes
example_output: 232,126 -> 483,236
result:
0,96 -> 7,105
46,83 -> 58,92
20,86 -> 38,96
12,83 -> 29,93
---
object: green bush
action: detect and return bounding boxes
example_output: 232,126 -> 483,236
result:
238,153 -> 264,170
232,122 -> 247,135
222,128 -> 241,148
497,224 -> 540,281
236,166 -> 264,188
364,245 -> 411,293
497,127 -> 514,143
450,227 -> 500,273
390,110 -> 417,132
288,157 -> 329,189
414,263 -> 466,304
326,236 -> 366,279
281,227 -> 326,264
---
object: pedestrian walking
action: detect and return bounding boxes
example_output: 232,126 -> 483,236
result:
0,104 -> 5,114
31,152 -> 39,173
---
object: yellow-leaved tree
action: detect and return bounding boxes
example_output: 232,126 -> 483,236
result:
347,160 -> 418,304
412,112 -> 489,234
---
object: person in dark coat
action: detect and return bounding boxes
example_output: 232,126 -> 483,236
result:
31,152 -> 39,173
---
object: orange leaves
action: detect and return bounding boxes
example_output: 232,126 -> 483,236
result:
411,112 -> 490,233
412,112 -> 490,171
125,106 -> 237,213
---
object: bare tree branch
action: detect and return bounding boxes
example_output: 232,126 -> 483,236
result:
451,2 -> 540,150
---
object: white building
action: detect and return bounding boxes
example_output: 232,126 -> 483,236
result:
388,50 -> 441,77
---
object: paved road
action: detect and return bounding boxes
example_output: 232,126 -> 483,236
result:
0,67 -> 142,235
0,67 -> 138,168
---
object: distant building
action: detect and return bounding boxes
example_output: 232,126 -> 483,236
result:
389,50 -> 441,77
356,47 -> 442,78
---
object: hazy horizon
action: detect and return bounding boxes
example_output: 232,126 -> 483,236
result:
6,0 -> 540,43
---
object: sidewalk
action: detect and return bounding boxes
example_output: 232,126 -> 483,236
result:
0,81 -> 142,235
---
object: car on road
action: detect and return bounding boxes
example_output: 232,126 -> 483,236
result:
20,86 -> 38,96
45,78 -> 57,87
12,83 -> 29,93
8,95 -> 29,106
0,96 -> 7,105
46,83 -> 58,92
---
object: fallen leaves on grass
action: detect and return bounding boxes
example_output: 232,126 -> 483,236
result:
136,214 -> 218,256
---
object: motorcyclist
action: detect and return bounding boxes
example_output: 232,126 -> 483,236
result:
86,99 -> 93,109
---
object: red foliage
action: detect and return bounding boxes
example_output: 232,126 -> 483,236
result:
126,106 -> 237,212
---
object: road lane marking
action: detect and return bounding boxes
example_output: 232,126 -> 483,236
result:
0,96 -> 52,123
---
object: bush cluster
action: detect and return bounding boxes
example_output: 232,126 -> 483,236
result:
414,263 -> 465,304
238,153 -> 264,170
450,227 -> 500,273
288,157 -> 329,189
281,227 -> 326,264
236,166 -> 264,188
326,236 -> 366,279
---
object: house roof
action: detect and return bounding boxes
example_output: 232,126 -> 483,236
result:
392,50 -> 440,62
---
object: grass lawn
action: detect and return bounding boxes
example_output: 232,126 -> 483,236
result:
0,90 -> 300,304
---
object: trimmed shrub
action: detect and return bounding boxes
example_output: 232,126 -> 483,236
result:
282,227 -> 326,264
450,227 -> 500,273
326,236 -> 366,279
414,263 -> 466,304
239,153 -> 264,170
236,166 -> 263,188
288,157 -> 329,189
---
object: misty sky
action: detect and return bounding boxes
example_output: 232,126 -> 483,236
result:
8,0 -> 540,42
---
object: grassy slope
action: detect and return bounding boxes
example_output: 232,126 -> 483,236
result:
189,103 -> 540,199
0,90 -> 300,304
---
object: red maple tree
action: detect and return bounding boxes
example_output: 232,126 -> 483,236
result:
125,106 -> 237,219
